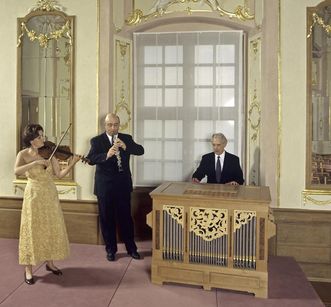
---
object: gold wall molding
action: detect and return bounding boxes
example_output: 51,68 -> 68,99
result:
302,189 -> 331,208
29,0 -> 65,12
17,20 -> 72,48
248,88 -> 261,142
126,0 -> 254,26
17,0 -> 72,48
247,35 -> 261,186
307,12 -> 331,38
114,36 -> 132,133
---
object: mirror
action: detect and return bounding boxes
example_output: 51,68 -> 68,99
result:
307,0 -> 331,188
17,1 -> 74,179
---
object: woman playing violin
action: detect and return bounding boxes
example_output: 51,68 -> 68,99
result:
14,124 -> 81,285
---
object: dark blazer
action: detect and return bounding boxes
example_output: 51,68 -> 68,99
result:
87,132 -> 144,197
192,151 -> 244,185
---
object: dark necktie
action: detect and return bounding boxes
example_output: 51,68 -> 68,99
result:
216,156 -> 222,183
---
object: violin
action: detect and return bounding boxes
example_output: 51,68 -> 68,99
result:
39,140 -> 89,163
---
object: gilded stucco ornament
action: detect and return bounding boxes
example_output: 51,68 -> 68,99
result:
302,190 -> 331,206
126,0 -> 254,26
29,0 -> 65,12
248,88 -> 261,142
17,20 -> 72,48
17,0 -> 71,49
307,12 -> 331,38
115,85 -> 131,132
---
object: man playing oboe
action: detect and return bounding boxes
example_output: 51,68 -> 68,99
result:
87,113 -> 144,261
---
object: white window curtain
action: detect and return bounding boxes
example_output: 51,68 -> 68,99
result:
133,31 -> 245,186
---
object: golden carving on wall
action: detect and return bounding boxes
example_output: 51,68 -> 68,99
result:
190,208 -> 228,241
302,190 -> 331,206
17,0 -> 72,49
247,35 -> 261,186
29,0 -> 65,12
114,37 -> 132,133
126,0 -> 254,26
163,205 -> 184,225
17,20 -> 72,48
234,210 -> 256,230
248,88 -> 261,142
115,84 -> 131,131
307,12 -> 331,38
119,42 -> 128,57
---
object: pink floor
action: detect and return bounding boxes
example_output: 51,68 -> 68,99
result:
0,238 -> 324,307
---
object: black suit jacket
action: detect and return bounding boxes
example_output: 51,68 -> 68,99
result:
192,151 -> 244,185
87,132 -> 144,197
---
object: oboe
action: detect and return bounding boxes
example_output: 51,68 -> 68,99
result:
113,135 -> 123,172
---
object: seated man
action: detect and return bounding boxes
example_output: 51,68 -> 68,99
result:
192,133 -> 244,185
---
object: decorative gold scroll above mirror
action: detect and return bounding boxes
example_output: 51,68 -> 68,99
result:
126,0 -> 254,26
307,0 -> 331,188
17,0 -> 74,179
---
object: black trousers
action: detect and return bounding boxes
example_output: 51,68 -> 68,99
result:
97,192 -> 137,254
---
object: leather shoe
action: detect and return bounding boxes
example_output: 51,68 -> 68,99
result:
24,272 -> 35,285
107,252 -> 116,261
128,251 -> 141,260
46,264 -> 63,275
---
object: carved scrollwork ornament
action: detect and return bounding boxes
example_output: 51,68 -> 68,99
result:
248,89 -> 261,142
163,205 -> 184,225
29,0 -> 65,12
190,208 -> 228,241
307,12 -> 331,38
234,210 -> 256,230
17,20 -> 72,48
126,0 -> 254,26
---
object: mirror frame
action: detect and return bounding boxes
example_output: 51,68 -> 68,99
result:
16,2 -> 75,181
306,0 -> 331,189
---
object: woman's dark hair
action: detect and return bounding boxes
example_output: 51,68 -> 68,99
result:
22,124 -> 43,147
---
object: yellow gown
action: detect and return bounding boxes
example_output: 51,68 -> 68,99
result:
19,164 -> 70,265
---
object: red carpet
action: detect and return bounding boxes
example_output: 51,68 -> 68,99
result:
0,238 -> 324,307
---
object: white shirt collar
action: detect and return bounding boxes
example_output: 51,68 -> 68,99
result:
106,133 -> 117,143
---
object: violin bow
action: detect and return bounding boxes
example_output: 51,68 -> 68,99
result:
48,123 -> 72,161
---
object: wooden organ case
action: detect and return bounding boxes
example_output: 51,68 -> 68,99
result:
149,182 -> 275,298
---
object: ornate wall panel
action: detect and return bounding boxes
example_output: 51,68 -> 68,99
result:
247,34 -> 261,185
127,0 -> 255,26
113,36 -> 132,133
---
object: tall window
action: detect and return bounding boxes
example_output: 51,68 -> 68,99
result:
133,31 -> 245,186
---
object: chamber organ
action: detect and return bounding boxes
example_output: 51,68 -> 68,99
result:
149,182 -> 275,298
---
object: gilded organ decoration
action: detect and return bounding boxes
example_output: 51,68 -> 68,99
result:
190,208 -> 228,241
163,205 -> 184,261
234,210 -> 256,230
163,205 -> 184,225
126,0 -> 254,26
